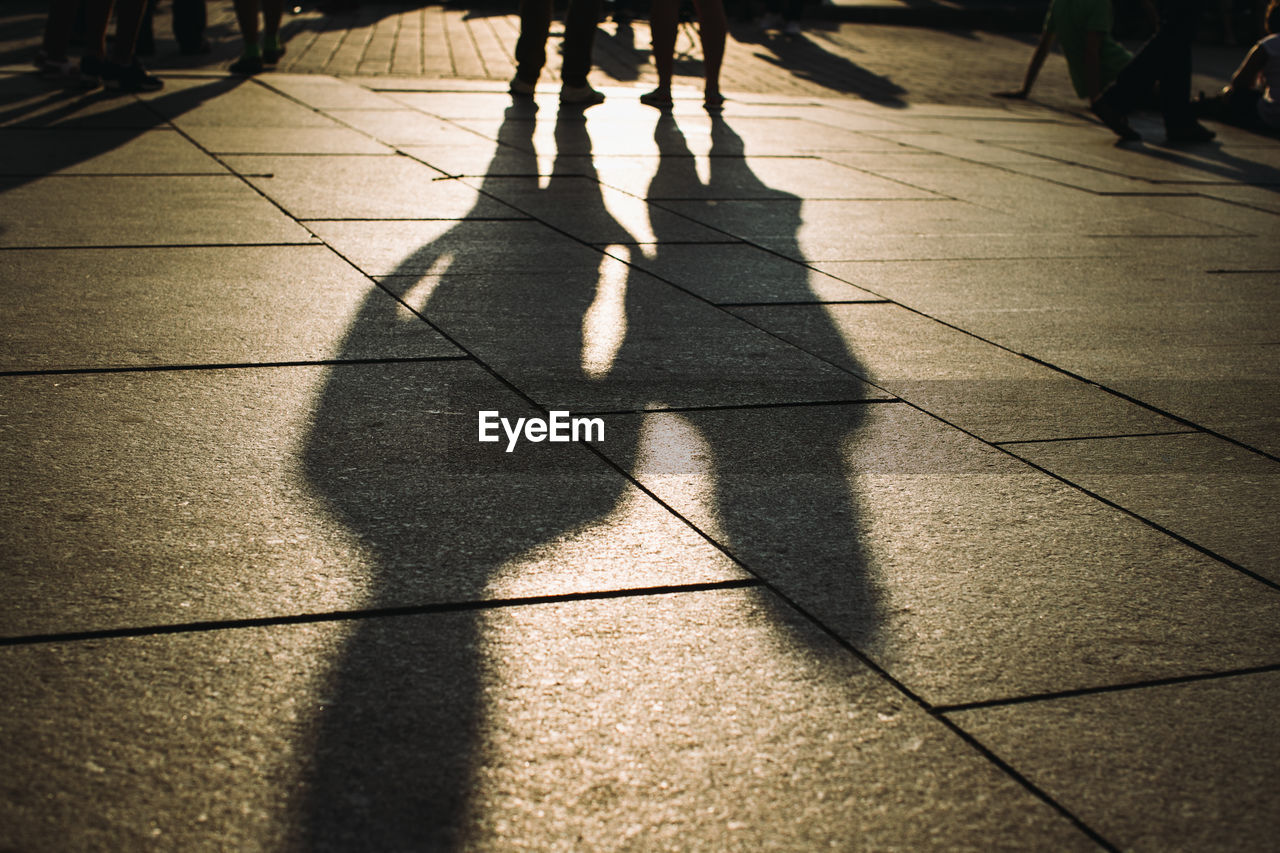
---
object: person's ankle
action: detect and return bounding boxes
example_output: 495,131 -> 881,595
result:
242,42 -> 262,58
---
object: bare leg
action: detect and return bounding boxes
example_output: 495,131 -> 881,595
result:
692,0 -> 726,106
643,0 -> 677,104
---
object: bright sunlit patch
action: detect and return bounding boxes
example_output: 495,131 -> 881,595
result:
632,411 -> 724,542
581,250 -> 629,380
399,251 -> 453,312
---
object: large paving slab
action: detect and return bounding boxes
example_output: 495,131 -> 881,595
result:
460,175 -> 728,244
809,256 -> 1280,315
587,154 -> 938,201
596,404 -> 1280,705
0,588 -> 1097,850
256,74 -> 408,110
0,128 -> 225,176
1005,433 -> 1280,583
995,345 -> 1280,455
730,303 -> 1181,442
0,360 -> 744,638
949,671 -> 1280,851
221,155 -> 520,220
176,125 -> 394,155
0,73 -> 239,129
0,175 -> 315,247
994,138 -> 1280,185
602,243 -> 883,304
139,76 -> 343,129
860,168 -> 1256,237
658,198 -> 1043,262
307,219 -> 598,277
0,246 -> 457,371
380,262 -> 882,410
320,108 -> 497,148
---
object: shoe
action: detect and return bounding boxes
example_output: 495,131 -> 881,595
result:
560,84 -> 605,106
783,21 -> 802,36
509,75 -> 536,97
1090,99 -> 1140,142
229,54 -> 264,75
758,12 -> 783,30
101,58 -> 163,92
704,92 -> 725,112
639,88 -> 672,109
262,39 -> 285,64
1165,122 -> 1216,144
33,50 -> 79,81
78,54 -> 103,88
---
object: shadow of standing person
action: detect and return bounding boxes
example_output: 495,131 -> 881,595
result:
609,114 -> 881,650
296,106 -> 642,849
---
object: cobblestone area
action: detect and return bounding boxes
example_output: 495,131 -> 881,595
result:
3,0 -> 1248,111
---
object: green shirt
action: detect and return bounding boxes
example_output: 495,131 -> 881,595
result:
1044,0 -> 1133,98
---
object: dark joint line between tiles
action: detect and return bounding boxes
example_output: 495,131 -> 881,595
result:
716,300 -> 892,307
0,172 -> 235,179
1083,233 -> 1240,239
874,395 -> 1280,594
577,439 -> 1120,850
927,718 -> 1122,851
1207,268 -> 1280,274
934,663 -> 1280,715
993,430 -> 1201,446
1015,352 -> 1280,464
576,398 -> 900,417
1094,191 -> 1199,197
0,242 -> 319,251
298,217 -> 532,223
998,447 -> 1280,592
0,579 -> 762,649
0,355 -> 471,379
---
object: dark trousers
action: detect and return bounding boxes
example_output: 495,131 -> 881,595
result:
1098,0 -> 1202,129
514,0 -> 602,88
141,0 -> 207,52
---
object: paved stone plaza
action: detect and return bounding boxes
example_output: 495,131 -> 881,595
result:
1,1 -> 1278,849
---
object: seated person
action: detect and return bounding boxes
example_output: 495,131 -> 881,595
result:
1195,0 -> 1280,132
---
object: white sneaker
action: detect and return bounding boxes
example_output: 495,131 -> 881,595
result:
509,75 -> 536,96
560,84 -> 605,106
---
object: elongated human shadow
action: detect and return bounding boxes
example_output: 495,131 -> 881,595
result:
299,104 -> 879,848
296,106 -> 642,848
614,114 -> 880,649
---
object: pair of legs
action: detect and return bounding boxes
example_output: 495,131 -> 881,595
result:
1092,0 -> 1214,141
643,0 -> 727,108
513,0 -> 603,90
39,0 -> 162,90
231,0 -> 285,73
139,0 -> 209,56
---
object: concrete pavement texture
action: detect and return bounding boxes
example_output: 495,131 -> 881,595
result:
2,0 -> 1279,849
